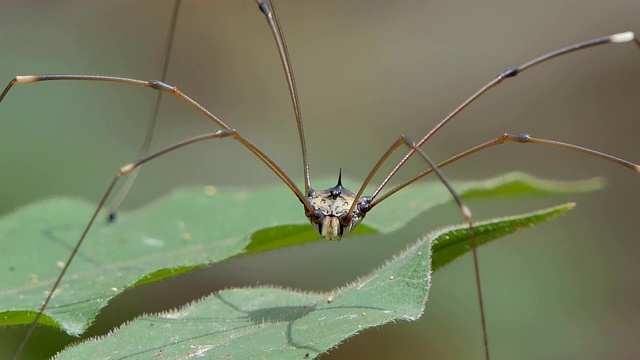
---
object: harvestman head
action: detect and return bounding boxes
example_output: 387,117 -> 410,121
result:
2,1 -> 639,359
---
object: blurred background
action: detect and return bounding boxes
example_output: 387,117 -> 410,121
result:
0,1 -> 639,359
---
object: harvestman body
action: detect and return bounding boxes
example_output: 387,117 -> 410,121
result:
3,1 -> 640,359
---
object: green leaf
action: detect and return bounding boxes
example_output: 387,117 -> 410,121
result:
0,173 -> 601,337
55,203 -> 575,359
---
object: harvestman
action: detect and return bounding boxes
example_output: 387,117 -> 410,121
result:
3,1 -> 640,359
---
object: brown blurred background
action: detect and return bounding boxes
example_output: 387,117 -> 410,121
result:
0,1 -> 639,359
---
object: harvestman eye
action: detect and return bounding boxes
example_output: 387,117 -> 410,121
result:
2,1 -> 639,359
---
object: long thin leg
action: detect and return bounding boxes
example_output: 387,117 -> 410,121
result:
401,136 -> 490,360
106,0 -> 182,218
0,75 -> 312,214
9,129 -> 241,360
343,133 -> 640,358
374,133 -> 640,206
6,2 -> 318,357
370,32 -> 640,201
345,135 -> 490,359
257,0 -> 312,193
346,36 -> 640,355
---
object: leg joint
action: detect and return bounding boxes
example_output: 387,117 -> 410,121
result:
504,133 -> 532,143
500,67 -> 519,78
149,80 -> 177,92
215,129 -> 236,138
